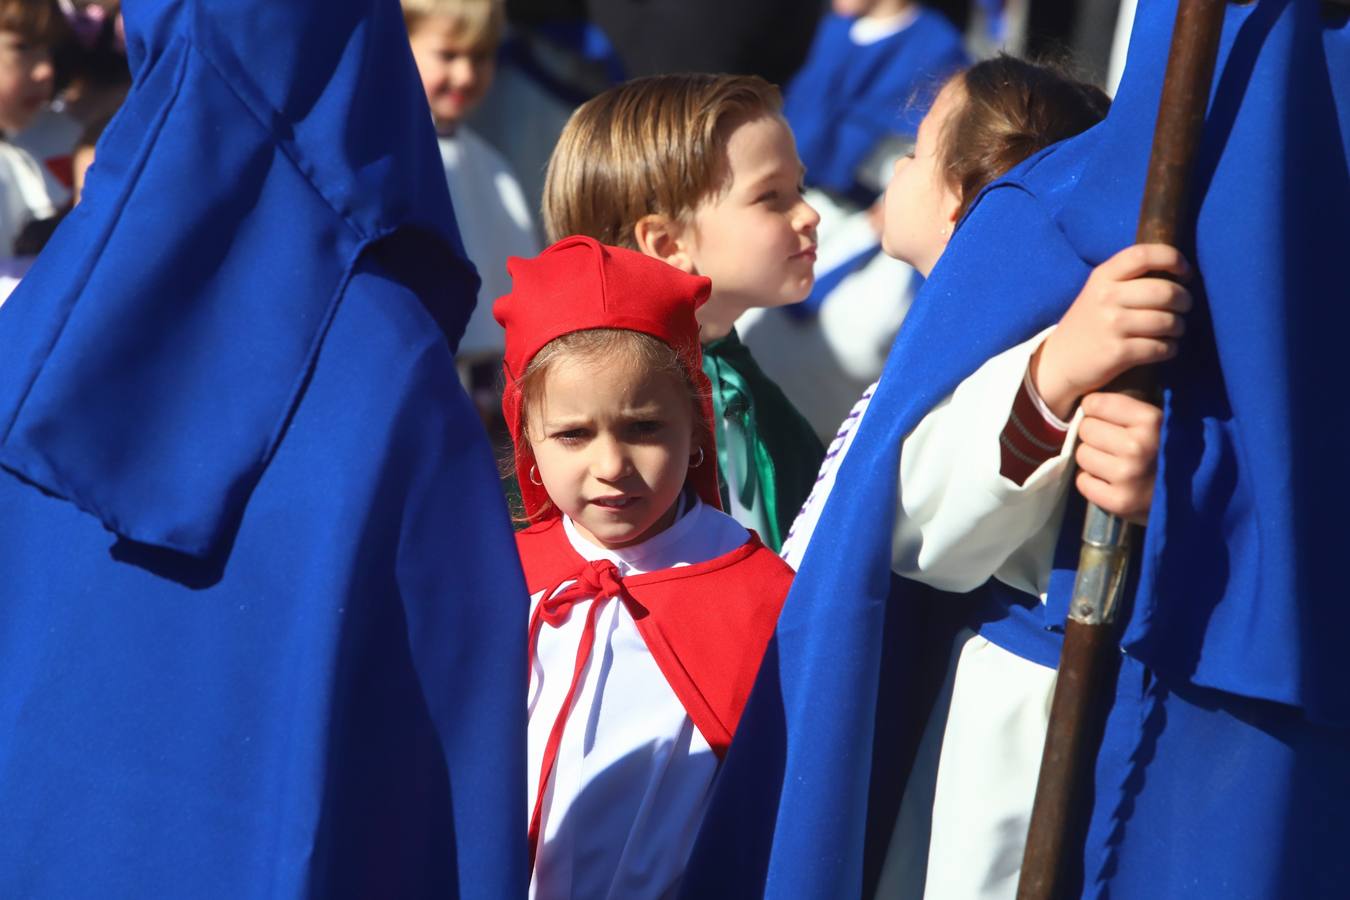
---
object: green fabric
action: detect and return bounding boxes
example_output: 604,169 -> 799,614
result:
702,329 -> 826,551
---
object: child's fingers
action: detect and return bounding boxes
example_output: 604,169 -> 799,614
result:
1076,392 -> 1161,525
1118,335 -> 1180,368
1080,392 -> 1165,429
1075,470 -> 1152,525
1114,278 -> 1193,313
1117,308 -> 1186,339
1077,416 -> 1156,463
1097,243 -> 1192,283
1076,440 -> 1155,484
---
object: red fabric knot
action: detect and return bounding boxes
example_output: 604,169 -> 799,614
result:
526,558 -> 634,873
534,559 -> 626,629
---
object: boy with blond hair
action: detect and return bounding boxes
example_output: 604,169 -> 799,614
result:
543,74 -> 826,552
403,0 -> 538,404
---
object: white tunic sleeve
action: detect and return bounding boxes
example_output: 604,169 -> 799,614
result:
892,327 -> 1080,596
0,142 -> 55,259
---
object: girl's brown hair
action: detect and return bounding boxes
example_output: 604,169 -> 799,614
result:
542,73 -> 783,249
939,56 -> 1111,221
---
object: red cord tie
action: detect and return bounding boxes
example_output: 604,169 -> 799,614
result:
527,559 -> 635,871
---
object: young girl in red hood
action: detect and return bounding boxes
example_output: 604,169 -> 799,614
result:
493,235 -> 793,898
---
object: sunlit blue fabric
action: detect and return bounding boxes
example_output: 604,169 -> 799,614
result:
684,1 -> 1350,896
0,1 -> 527,896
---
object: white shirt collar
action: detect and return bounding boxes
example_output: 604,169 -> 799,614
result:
562,493 -> 706,577
849,6 -> 921,45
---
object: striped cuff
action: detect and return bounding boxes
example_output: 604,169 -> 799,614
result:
999,367 -> 1069,486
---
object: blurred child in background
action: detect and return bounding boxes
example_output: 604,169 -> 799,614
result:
0,0 -> 63,262
542,74 -> 825,553
788,0 -> 966,214
403,0 -> 538,427
14,0 -> 129,209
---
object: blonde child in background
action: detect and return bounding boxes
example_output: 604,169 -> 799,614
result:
542,74 -> 826,553
495,236 -> 792,897
403,0 -> 538,422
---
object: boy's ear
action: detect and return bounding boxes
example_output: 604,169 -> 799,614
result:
634,214 -> 696,274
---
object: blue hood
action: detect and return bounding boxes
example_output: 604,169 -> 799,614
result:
0,0 -> 479,559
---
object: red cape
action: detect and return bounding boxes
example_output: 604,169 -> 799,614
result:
517,518 -> 792,755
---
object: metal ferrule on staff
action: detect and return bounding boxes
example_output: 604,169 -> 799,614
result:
1069,506 -> 1131,626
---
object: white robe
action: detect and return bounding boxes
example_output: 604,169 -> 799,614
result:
528,498 -> 749,900
436,126 -> 539,360
0,141 -> 55,259
11,106 -> 81,210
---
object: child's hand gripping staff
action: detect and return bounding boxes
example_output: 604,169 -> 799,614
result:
1018,0 -> 1227,895
1032,244 -> 1193,524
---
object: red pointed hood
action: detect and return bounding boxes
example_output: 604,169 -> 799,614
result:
493,236 -> 720,519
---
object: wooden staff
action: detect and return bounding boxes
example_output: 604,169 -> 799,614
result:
1016,1 -> 1229,897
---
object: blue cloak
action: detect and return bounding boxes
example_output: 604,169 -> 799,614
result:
0,1 -> 527,896
684,0 -> 1350,896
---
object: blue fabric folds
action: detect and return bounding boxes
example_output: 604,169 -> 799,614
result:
0,1 -> 527,896
1120,0 -> 1350,724
0,0 -> 475,558
684,0 -> 1350,895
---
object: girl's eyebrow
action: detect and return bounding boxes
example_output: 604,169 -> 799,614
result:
620,404 -> 665,418
541,414 -> 591,430
544,405 -> 664,429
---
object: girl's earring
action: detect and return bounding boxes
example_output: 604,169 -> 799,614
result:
939,225 -> 950,237
690,447 -> 705,469
529,465 -> 543,486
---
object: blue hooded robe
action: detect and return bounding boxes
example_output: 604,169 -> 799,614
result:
0,1 -> 527,896
684,0 -> 1350,896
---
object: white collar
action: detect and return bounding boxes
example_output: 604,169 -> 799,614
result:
849,6 -> 921,45
562,493 -> 705,577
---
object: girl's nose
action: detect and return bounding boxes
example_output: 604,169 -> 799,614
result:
590,436 -> 631,482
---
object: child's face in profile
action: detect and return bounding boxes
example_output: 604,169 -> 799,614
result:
527,353 -> 696,550
881,79 -> 963,277
408,16 -> 495,134
0,29 -> 53,134
680,114 -> 820,312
